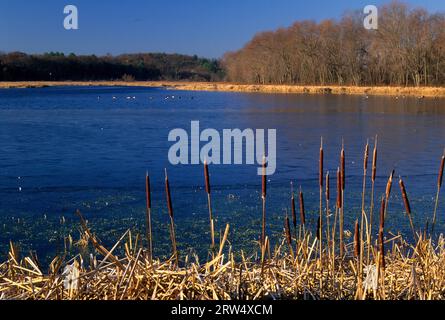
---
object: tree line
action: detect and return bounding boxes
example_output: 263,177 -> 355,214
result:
2,2 -> 444,87
223,2 -> 445,86
0,52 -> 224,82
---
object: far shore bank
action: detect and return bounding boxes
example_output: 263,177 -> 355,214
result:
1,81 -> 445,98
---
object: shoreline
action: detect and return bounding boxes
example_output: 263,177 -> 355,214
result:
1,81 -> 445,98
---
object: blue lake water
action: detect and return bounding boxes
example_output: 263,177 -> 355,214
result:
0,86 -> 444,263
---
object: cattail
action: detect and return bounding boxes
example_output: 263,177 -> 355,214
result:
165,169 -> 174,219
372,136 -> 378,183
284,215 -> 292,246
316,216 -> 322,240
341,145 -> 345,191
204,160 -> 211,194
299,188 -> 305,225
326,171 -> 330,201
438,153 -> 445,188
399,177 -> 411,215
291,182 -> 297,230
379,196 -> 386,230
262,156 -> 267,199
204,160 -> 215,248
368,136 -> 378,266
145,173 -> 151,210
399,176 -> 416,239
385,170 -> 395,201
165,169 -> 178,265
364,141 -> 369,172
336,167 -> 342,208
354,220 -> 360,258
319,137 -> 324,188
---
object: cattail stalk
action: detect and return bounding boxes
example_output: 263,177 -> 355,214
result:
316,217 -> 322,241
384,170 -> 395,221
165,169 -> 178,266
354,218 -> 362,297
335,167 -> 343,257
261,156 -> 267,248
204,160 -> 215,249
319,137 -> 323,267
378,195 -> 386,272
325,171 -> 331,259
378,227 -> 385,272
299,187 -> 306,258
291,182 -> 297,238
399,177 -> 416,241
379,196 -> 386,231
354,220 -> 360,258
432,152 -> 445,234
284,215 -> 294,258
360,141 -> 368,284
145,172 -> 153,263
368,136 -> 378,264
340,143 -> 345,257
299,187 -> 306,227
362,140 -> 369,214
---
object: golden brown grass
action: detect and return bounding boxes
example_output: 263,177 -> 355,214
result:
1,81 -> 445,98
1,226 -> 444,300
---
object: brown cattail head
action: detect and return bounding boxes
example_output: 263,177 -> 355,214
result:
364,140 -> 369,172
145,172 -> 151,210
319,137 -> 324,188
379,195 -> 386,230
336,167 -> 342,208
204,160 -> 211,194
325,171 -> 330,201
399,177 -> 411,215
262,156 -> 267,199
372,136 -> 378,182
385,170 -> 395,201
316,216 -> 322,240
165,169 -> 174,219
291,182 -> 297,230
340,144 -> 345,191
284,215 -> 292,246
438,153 -> 445,189
299,187 -> 306,225
354,220 -> 360,258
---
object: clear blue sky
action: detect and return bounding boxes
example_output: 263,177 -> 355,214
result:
0,0 -> 444,58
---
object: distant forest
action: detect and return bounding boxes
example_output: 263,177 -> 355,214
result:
0,52 -> 224,82
2,2 -> 445,87
223,2 -> 445,86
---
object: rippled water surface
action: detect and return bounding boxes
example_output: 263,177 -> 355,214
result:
1,86 -> 444,262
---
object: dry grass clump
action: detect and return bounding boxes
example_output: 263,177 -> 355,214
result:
1,139 -> 445,300
1,230 -> 445,300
